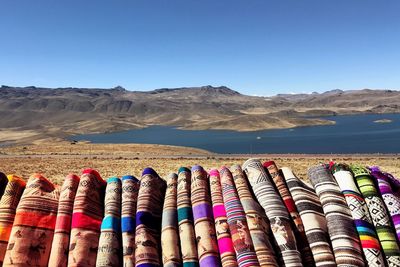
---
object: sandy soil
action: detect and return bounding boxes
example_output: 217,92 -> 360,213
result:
1,144 -> 399,185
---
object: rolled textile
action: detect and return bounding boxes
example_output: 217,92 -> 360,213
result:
177,167 -> 199,267
121,175 -> 140,267
0,173 -> 7,199
49,174 -> 80,267
282,167 -> 336,267
220,167 -> 260,267
96,177 -> 122,267
161,173 -> 182,267
230,165 -> 277,267
191,165 -> 221,267
351,165 -> 400,267
209,169 -> 237,267
263,161 -> 314,267
135,168 -> 167,267
330,164 -> 385,267
369,167 -> 400,243
3,174 -> 61,267
242,159 -> 302,267
0,175 -> 26,265
308,165 -> 365,267
68,169 -> 106,267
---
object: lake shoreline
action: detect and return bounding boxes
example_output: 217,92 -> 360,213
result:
69,114 -> 400,154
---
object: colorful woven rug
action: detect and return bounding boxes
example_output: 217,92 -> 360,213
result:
121,175 -> 140,267
161,173 -> 182,267
264,161 -> 314,267
330,164 -> 385,267
282,167 -> 336,267
0,175 -> 26,266
369,167 -> 400,243
177,167 -> 199,267
48,174 -> 80,267
209,169 -> 237,267
231,164 -> 278,267
220,167 -> 261,267
351,165 -> 400,267
68,169 -> 106,267
4,174 -> 60,267
308,165 -> 365,267
135,168 -> 166,267
191,165 -> 221,267
242,159 -> 302,267
96,177 -> 122,267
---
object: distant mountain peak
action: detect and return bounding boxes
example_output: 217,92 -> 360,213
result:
199,85 -> 240,95
112,86 -> 126,91
150,85 -> 240,96
322,89 -> 344,95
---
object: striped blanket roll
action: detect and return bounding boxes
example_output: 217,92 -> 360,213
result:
369,167 -> 400,243
68,169 -> 106,267
220,167 -> 260,267
49,174 -> 80,267
264,161 -> 314,267
135,168 -> 167,267
231,165 -> 278,267
0,172 -> 7,199
282,167 -> 336,267
161,173 -> 182,267
121,175 -> 140,267
4,174 -> 61,267
242,159 -> 302,267
209,169 -> 237,267
351,165 -> 400,267
330,163 -> 385,267
177,167 -> 199,267
96,177 -> 122,267
0,175 -> 26,266
191,165 -> 221,267
308,165 -> 365,267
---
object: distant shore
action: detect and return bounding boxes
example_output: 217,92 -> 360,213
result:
0,118 -> 337,145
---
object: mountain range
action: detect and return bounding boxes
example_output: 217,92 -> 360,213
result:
1,85 -> 399,144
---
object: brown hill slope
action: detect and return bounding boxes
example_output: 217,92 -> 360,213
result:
1,85 -> 399,143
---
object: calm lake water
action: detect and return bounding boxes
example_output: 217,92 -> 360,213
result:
71,114 -> 400,154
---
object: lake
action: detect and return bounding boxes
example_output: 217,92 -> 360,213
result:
71,114 -> 400,154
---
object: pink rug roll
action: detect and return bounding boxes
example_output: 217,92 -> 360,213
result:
0,175 -> 26,266
3,174 -> 60,267
49,174 -> 80,267
209,169 -> 237,267
68,169 -> 106,267
220,167 -> 261,267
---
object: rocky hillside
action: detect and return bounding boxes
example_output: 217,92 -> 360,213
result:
0,85 -> 399,143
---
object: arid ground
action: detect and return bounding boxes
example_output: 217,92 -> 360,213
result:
1,143 -> 399,185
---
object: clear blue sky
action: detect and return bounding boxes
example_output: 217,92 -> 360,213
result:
1,0 -> 399,95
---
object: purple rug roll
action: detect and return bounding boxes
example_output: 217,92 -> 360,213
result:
191,165 -> 221,267
135,168 -> 167,267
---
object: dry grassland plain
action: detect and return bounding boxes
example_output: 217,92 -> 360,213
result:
1,143 -> 399,185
